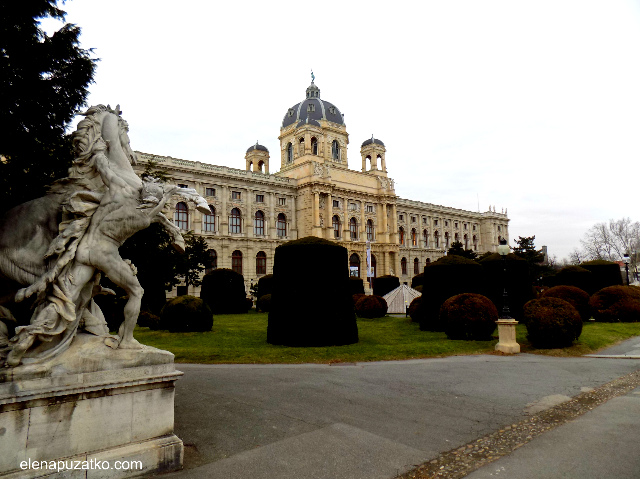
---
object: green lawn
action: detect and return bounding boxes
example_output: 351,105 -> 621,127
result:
133,312 -> 640,364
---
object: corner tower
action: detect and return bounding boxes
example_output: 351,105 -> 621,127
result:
360,136 -> 387,176
245,141 -> 269,173
278,80 -> 349,172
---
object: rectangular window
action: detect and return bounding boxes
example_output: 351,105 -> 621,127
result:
399,214 -> 404,221
411,216 -> 416,223
349,202 -> 357,211
205,187 -> 216,197
256,255 -> 266,275
434,219 -> 438,226
232,191 -> 241,200
278,197 -> 286,206
256,194 -> 264,203
333,200 -> 339,208
203,211 -> 215,232
178,183 -> 188,189
366,205 -> 374,213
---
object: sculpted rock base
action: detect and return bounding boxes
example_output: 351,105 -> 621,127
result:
0,334 -> 183,478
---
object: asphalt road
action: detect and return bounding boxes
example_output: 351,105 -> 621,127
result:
162,342 -> 640,479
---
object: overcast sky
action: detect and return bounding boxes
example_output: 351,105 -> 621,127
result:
45,0 -> 640,261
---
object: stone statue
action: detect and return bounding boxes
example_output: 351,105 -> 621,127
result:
0,105 -> 209,367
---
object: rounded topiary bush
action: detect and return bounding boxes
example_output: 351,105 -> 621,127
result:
413,284 -> 423,294
268,236 -> 358,346
349,277 -> 365,296
256,274 -> 274,300
440,293 -> 498,341
411,273 -> 424,289
256,294 -> 271,312
542,285 -> 591,322
408,296 -> 422,322
523,297 -> 582,348
420,255 -> 485,332
580,260 -> 623,291
589,285 -> 640,323
137,310 -> 160,328
553,266 -> 593,294
160,295 -> 213,332
373,275 -> 400,297
478,253 -> 532,322
200,268 -> 249,314
355,295 -> 388,318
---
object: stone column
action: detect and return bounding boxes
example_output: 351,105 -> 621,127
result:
343,197 -> 349,240
313,191 -> 320,238
289,194 -> 297,239
326,193 -> 333,239
221,184 -> 228,235
360,199 -> 366,242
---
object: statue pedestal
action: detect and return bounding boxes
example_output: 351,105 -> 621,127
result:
0,334 -> 183,478
495,319 -> 520,354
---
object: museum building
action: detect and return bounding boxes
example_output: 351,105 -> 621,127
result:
134,81 -> 509,293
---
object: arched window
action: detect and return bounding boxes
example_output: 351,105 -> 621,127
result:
414,258 -> 420,275
174,202 -> 188,230
298,137 -> 304,156
401,257 -> 407,275
230,207 -> 242,234
333,215 -> 341,239
434,230 -> 440,248
331,140 -> 340,160
473,235 -> 478,251
311,137 -> 318,155
232,250 -> 242,275
411,228 -> 417,247
366,155 -> 372,169
455,233 -> 459,243
254,210 -> 265,235
257,160 -> 264,172
277,213 -> 287,237
350,217 -> 358,240
203,205 -> 216,232
366,219 -> 374,241
370,254 -> 377,278
256,251 -> 266,276
423,229 -> 428,247
399,227 -> 405,246
349,253 -> 360,277
287,142 -> 293,163
464,234 -> 469,250
445,232 -> 450,249
205,249 -> 217,274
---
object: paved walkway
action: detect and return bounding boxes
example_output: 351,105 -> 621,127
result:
163,338 -> 640,479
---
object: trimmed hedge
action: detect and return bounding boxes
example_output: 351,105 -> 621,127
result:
580,260 -> 623,292
373,275 -> 400,297
408,296 -> 422,322
523,297 -> 582,348
542,285 -> 591,322
160,295 -> 213,332
349,277 -> 365,295
440,293 -> 497,341
411,273 -> 424,289
256,294 -> 271,312
268,236 -> 358,346
420,255 -> 485,332
478,253 -> 532,322
589,285 -> 640,323
200,268 -> 249,314
256,274 -> 274,300
553,266 -> 593,294
355,295 -> 388,318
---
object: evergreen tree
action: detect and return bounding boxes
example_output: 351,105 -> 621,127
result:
0,1 -> 97,213
512,235 -> 549,282
177,234 -> 211,288
447,241 -> 478,260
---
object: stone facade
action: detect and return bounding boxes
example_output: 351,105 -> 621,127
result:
134,82 -> 509,294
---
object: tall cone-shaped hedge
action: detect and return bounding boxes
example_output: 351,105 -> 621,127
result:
267,236 -> 358,346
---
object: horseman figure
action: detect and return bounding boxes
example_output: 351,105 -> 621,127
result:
0,105 -> 209,367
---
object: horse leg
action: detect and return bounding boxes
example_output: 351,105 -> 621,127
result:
89,250 -> 144,349
152,212 -> 185,253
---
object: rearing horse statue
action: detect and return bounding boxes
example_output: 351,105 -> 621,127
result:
0,105 -> 209,367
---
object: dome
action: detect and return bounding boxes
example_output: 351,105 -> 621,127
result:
282,82 -> 344,128
361,136 -> 385,147
246,141 -> 268,154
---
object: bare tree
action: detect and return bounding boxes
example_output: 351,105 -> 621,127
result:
580,218 -> 640,271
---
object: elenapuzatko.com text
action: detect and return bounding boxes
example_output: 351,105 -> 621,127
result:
20,458 -> 143,472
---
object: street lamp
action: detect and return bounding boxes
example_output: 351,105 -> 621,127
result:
623,254 -> 630,285
495,238 -> 520,354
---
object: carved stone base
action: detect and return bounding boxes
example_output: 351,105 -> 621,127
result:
0,334 -> 183,478
495,319 -> 520,354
